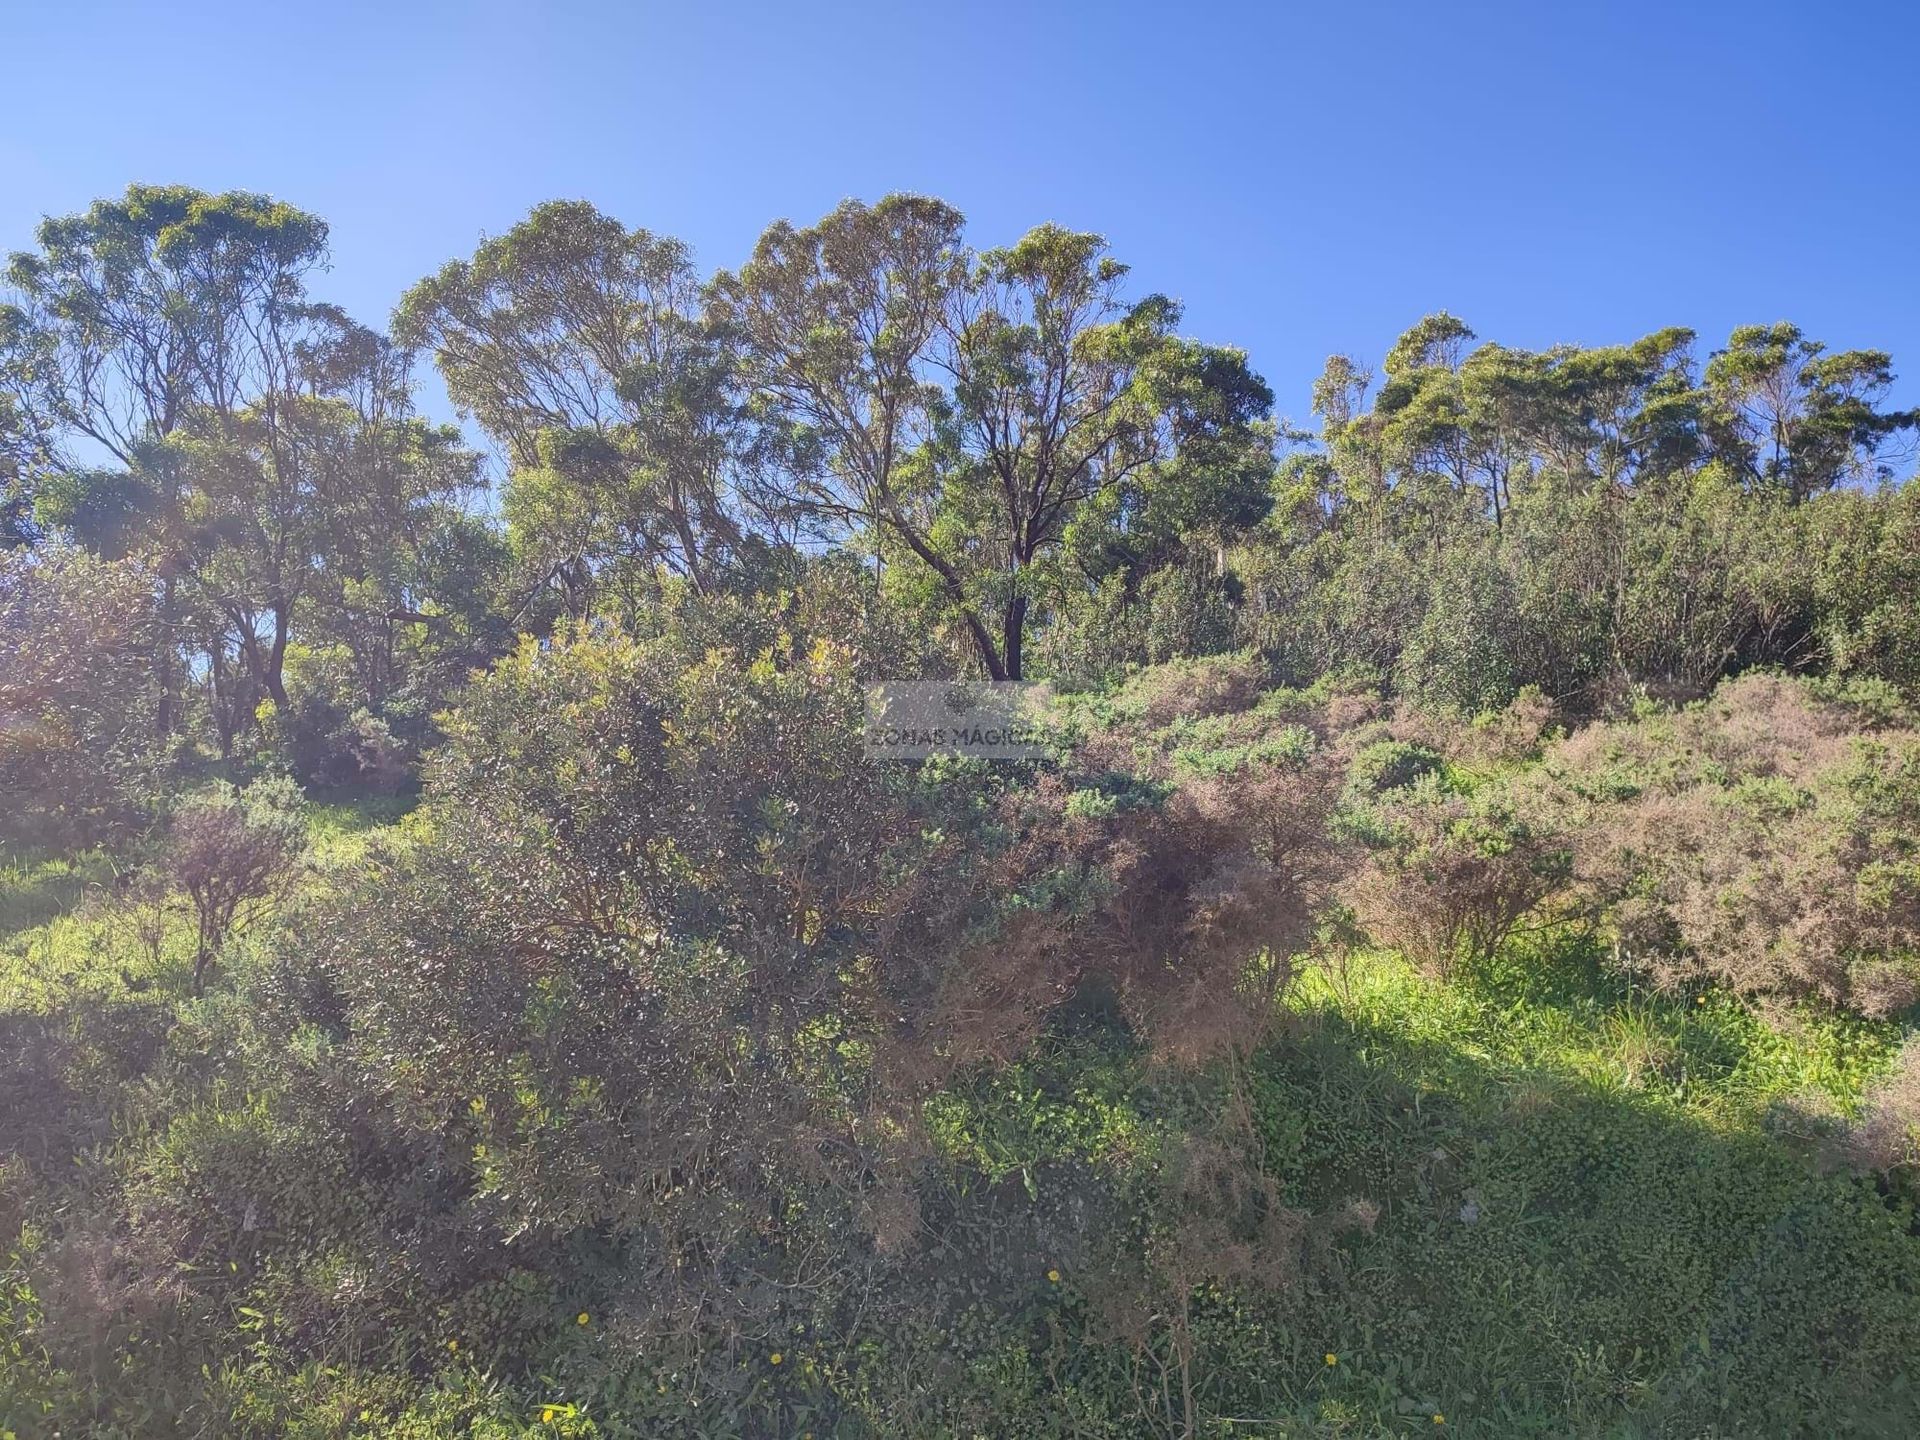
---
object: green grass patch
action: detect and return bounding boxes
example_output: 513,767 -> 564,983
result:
1219,940 -> 1920,1436
0,849 -> 121,940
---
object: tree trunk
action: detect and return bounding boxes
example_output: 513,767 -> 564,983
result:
263,601 -> 291,707
210,641 -> 235,758
155,574 -> 177,737
1002,594 -> 1028,682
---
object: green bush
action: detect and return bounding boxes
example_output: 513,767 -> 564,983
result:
0,547 -> 163,848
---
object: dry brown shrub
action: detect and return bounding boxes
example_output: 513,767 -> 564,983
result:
1153,1135 -> 1307,1293
1074,1130 -> 1379,1437
1546,673 -> 1920,1015
1340,789 -> 1566,978
1380,689 -> 1557,771
1828,1038 -> 1920,1179
1457,688 -> 1557,766
899,724 -> 1347,1079
165,781 -> 305,992
1322,690 -> 1385,735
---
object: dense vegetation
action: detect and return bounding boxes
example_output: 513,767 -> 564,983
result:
3,185 -> 1920,1438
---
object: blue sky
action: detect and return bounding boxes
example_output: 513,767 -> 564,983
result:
5,0 -> 1917,436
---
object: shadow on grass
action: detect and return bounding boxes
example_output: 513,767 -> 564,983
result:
304,784 -> 420,835
0,849 -> 120,941
1224,980 -> 1920,1438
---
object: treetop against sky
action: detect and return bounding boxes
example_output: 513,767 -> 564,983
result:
4,0 -> 1915,431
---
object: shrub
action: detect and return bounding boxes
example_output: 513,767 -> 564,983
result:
1109,653 -> 1267,728
1829,1038 -> 1920,1188
942,750 -> 1342,1070
237,599 -> 988,1362
0,547 -> 162,847
1339,777 -> 1567,977
1345,738 -> 1445,798
1548,674 -> 1920,1016
165,777 -> 305,991
1395,542 -> 1519,714
258,642 -> 415,790
193,590 -> 1350,1380
1805,480 -> 1920,694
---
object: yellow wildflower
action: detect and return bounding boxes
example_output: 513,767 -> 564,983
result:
769,1351 -> 784,1366
1046,1268 -> 1061,1283
576,1311 -> 590,1326
1324,1352 -> 1338,1366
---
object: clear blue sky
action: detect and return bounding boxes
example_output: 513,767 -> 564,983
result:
6,0 -> 1917,433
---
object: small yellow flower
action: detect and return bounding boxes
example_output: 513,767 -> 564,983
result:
1324,1352 -> 1338,1366
576,1311 -> 590,1326
446,1339 -> 459,1352
1696,994 -> 1707,1005
769,1351 -> 784,1366
1434,1416 -> 1445,1426
542,1408 -> 557,1423
1046,1268 -> 1061,1283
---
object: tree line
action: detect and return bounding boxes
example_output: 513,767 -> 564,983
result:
7,184 -> 1915,815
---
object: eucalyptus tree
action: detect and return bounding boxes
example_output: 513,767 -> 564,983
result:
716,196 -> 1273,680
397,201 -> 770,621
1311,316 -> 1701,543
163,312 -> 483,718
1294,316 -> 1828,703
1702,322 -> 1918,500
12,186 -> 480,740
286,308 -> 497,709
0,387 -> 41,547
6,185 -> 329,730
4,184 -> 328,459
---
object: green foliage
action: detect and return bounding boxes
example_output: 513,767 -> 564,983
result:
1232,312 -> 1920,714
1345,738 -> 1447,797
5,184 -> 1920,1438
397,200 -> 773,615
1396,542 -> 1519,713
256,643 -> 412,791
717,196 -> 1274,680
0,546 -> 163,847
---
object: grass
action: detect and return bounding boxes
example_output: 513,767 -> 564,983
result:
301,788 -> 419,868
0,791 -> 416,1013
924,936 -> 1918,1436
1225,940 -> 1919,1436
0,849 -> 121,941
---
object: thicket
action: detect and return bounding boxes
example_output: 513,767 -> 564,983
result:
4,185 -> 1920,1436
